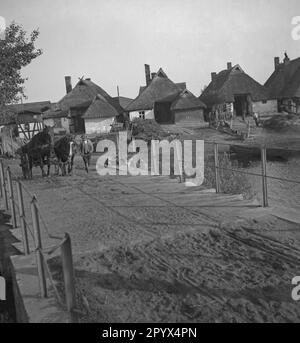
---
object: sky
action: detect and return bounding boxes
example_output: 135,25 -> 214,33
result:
1,0 -> 300,103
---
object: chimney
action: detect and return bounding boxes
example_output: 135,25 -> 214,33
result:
151,72 -> 156,80
274,57 -> 280,70
211,72 -> 217,82
65,76 -> 72,94
284,52 -> 290,65
145,64 -> 151,86
227,62 -> 232,70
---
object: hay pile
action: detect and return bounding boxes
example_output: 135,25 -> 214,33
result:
131,119 -> 169,142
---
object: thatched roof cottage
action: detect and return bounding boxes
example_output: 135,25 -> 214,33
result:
3,101 -> 51,139
200,63 -> 274,119
154,89 -> 206,124
43,77 -> 124,134
126,65 -> 187,121
126,65 -> 205,124
265,54 -> 300,114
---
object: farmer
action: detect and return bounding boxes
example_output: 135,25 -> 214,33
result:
80,134 -> 93,172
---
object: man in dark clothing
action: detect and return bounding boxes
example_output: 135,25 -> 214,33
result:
80,134 -> 93,172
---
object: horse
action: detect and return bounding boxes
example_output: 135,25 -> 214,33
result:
54,135 -> 77,176
21,127 -> 52,178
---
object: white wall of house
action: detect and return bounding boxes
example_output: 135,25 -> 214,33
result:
129,110 -> 154,121
84,117 -> 115,134
253,100 -> 278,114
61,117 -> 70,133
145,109 -> 154,119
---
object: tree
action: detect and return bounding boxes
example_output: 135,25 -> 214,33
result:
0,22 -> 42,114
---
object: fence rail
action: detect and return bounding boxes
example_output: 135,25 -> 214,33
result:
210,141 -> 300,208
0,159 -> 77,322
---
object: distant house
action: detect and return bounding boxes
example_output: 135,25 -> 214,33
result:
42,76 -> 123,134
200,63 -> 274,119
126,65 -> 187,121
4,101 -> 51,139
154,89 -> 206,124
265,54 -> 300,114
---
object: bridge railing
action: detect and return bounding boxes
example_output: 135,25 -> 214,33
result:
0,159 -> 78,322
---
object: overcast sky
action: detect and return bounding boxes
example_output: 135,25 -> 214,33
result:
1,0 -> 300,103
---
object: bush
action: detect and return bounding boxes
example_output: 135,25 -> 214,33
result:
168,147 -> 253,199
203,153 -> 254,199
263,114 -> 299,130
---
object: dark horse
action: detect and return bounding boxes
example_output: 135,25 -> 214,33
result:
54,135 -> 77,176
21,127 -> 52,178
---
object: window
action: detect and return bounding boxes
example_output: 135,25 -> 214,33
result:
262,100 -> 267,104
139,111 -> 145,119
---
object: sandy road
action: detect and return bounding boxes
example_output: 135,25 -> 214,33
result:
3,155 -> 300,322
4,155 -> 239,253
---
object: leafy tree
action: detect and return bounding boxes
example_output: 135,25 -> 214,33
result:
0,22 -> 42,118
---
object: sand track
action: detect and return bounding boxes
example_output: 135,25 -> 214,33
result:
4,156 -> 300,323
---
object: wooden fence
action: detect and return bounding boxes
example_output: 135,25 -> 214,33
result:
0,159 -> 78,322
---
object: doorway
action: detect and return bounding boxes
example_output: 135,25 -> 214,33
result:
234,94 -> 252,120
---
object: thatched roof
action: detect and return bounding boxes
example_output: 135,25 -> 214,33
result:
126,69 -> 187,112
82,94 -> 119,119
16,113 -> 43,124
138,82 -> 186,96
112,96 -> 133,110
200,65 -> 268,107
42,79 -> 123,120
51,78 -> 123,116
156,89 -> 206,111
42,108 -> 70,120
5,101 -> 51,114
265,56 -> 300,99
0,101 -> 51,125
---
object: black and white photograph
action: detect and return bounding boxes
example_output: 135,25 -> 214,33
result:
0,0 -> 300,328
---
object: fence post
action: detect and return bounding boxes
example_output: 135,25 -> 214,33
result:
0,160 -> 8,210
17,181 -> 30,255
61,233 -> 77,322
6,167 -> 17,228
31,196 -> 47,298
214,143 -> 221,193
261,146 -> 268,208
0,161 -> 2,198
